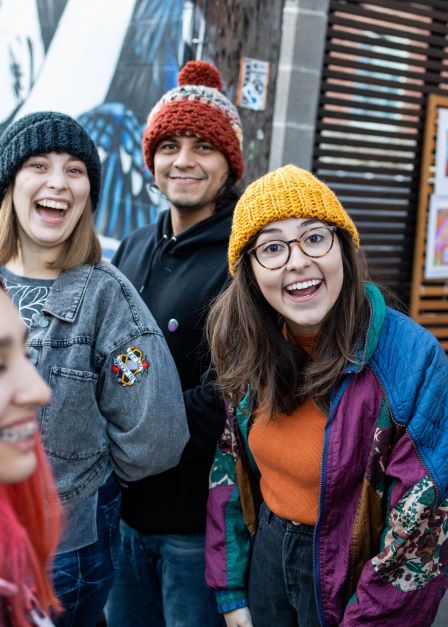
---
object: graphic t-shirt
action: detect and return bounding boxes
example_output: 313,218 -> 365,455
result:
0,267 -> 54,328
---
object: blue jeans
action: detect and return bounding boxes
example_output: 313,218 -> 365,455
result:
248,503 -> 320,627
105,520 -> 223,627
53,475 -> 121,627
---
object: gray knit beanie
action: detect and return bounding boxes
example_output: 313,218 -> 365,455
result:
0,111 -> 101,210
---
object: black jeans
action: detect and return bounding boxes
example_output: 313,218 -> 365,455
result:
248,503 -> 320,627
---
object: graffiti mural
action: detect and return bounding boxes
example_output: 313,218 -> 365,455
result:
0,0 -> 185,252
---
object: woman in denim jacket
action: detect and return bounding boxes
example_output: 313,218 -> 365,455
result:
0,111 -> 189,626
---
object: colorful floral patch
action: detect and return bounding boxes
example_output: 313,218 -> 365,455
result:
112,345 -> 149,386
365,398 -> 395,496
372,475 -> 448,590
210,410 -> 239,489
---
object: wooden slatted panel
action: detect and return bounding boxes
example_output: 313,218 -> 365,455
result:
313,0 -> 448,304
410,94 -> 448,350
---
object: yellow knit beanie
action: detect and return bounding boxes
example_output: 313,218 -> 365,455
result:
228,164 -> 359,275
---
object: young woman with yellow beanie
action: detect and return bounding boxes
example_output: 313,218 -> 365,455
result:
205,164 -> 448,626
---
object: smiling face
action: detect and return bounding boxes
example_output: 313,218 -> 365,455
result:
153,135 -> 229,230
12,151 -> 91,259
249,217 -> 344,335
0,289 -> 51,483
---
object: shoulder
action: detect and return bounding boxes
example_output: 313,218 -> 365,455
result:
375,307 -> 442,362
114,224 -> 157,261
86,263 -> 160,333
371,307 -> 447,420
89,262 -> 146,302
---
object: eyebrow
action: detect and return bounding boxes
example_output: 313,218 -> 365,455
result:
258,219 -> 323,237
24,153 -> 83,163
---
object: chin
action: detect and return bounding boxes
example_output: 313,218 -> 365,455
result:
0,454 -> 37,483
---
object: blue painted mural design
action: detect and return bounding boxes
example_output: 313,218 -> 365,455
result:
0,0 -> 184,248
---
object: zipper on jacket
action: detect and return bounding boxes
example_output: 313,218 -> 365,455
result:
370,365 -> 439,505
313,375 -> 352,627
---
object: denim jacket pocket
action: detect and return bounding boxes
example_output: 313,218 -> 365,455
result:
40,366 -> 106,460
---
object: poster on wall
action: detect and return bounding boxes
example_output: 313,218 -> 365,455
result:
434,108 -> 448,196
236,57 -> 270,112
425,194 -> 448,279
0,0 -> 186,254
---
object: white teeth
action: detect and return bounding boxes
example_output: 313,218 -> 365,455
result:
0,421 -> 37,442
286,279 -> 322,291
36,199 -> 69,210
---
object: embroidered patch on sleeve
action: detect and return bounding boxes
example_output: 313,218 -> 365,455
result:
111,346 -> 149,386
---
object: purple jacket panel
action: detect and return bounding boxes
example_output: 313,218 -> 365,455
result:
317,369 -> 383,623
206,484 -> 234,588
386,434 -> 427,508
342,561 -> 447,626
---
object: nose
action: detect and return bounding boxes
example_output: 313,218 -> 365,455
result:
285,241 -> 312,271
15,358 -> 51,408
172,145 -> 195,169
45,165 -> 68,190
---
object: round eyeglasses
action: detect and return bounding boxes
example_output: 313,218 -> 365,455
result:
247,226 -> 337,270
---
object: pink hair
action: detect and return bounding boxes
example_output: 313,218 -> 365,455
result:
0,435 -> 61,625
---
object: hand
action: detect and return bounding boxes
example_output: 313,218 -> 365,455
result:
224,607 -> 253,627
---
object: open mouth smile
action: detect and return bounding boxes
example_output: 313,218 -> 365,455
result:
285,279 -> 322,298
34,198 -> 69,223
0,417 -> 37,450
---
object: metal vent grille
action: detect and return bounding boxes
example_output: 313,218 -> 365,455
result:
313,0 -> 448,305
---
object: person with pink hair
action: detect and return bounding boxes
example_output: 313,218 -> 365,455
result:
0,285 -> 61,626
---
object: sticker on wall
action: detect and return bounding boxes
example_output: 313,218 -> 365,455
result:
236,57 -> 270,112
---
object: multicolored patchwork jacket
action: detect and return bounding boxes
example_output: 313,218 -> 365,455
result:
205,284 -> 448,625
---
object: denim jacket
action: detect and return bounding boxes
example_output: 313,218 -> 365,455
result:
23,263 -> 188,553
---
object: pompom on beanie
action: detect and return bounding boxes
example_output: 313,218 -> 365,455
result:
0,111 -> 101,210
228,164 -> 360,275
142,60 -> 244,181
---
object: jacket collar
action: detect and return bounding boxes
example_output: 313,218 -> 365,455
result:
43,264 -> 93,322
342,282 -> 386,374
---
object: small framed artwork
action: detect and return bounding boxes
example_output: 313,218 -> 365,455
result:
425,194 -> 448,279
434,108 -> 448,195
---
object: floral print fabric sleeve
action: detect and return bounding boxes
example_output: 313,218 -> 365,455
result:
342,472 -> 448,627
372,476 -> 448,591
205,403 -> 253,614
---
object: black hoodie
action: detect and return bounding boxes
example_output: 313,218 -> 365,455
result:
112,201 -> 234,533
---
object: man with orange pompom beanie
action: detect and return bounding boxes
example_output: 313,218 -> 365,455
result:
106,60 -> 244,626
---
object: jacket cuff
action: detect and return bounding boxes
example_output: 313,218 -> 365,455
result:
215,589 -> 248,614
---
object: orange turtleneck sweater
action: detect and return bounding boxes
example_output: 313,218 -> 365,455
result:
248,334 -> 326,525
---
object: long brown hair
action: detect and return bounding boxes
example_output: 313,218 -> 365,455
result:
0,186 -> 101,270
207,227 -> 371,418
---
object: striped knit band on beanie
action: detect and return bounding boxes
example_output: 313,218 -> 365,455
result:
228,164 -> 360,276
0,111 -> 101,210
142,60 -> 244,181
